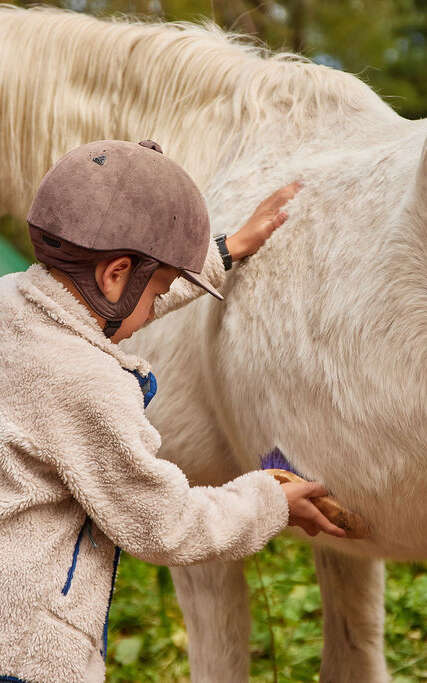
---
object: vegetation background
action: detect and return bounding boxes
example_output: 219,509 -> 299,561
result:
1,0 -> 426,680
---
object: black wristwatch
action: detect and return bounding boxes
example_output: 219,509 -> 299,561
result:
213,233 -> 233,271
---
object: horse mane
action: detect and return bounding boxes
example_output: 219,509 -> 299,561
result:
0,4 -> 399,215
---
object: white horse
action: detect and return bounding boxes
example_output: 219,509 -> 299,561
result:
1,7 -> 426,682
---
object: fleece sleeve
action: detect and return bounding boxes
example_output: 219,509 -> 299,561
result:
153,237 -> 227,321
46,366 -> 289,567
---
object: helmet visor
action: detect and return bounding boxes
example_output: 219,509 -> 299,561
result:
180,269 -> 224,301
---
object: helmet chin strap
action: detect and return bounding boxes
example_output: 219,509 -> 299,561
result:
103,319 -> 122,338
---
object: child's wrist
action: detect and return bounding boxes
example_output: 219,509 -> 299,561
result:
225,233 -> 247,261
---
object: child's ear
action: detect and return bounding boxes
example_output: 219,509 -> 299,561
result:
108,256 -> 132,282
97,256 -> 133,301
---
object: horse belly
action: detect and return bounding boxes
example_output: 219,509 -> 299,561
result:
200,278 -> 427,562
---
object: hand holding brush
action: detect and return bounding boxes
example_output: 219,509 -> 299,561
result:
260,447 -> 369,539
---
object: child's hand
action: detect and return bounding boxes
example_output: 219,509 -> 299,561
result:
281,481 -> 347,538
225,181 -> 302,261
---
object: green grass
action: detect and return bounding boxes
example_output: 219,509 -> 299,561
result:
107,535 -> 426,682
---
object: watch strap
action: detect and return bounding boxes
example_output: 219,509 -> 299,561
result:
213,233 -> 233,271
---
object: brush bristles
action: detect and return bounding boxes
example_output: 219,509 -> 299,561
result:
259,446 -> 299,474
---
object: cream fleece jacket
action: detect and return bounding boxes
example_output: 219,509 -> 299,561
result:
0,239 -> 289,683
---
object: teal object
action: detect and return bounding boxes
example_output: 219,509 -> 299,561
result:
0,235 -> 31,276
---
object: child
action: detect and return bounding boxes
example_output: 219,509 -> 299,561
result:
0,139 -> 344,683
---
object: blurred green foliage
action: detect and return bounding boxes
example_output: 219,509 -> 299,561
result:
0,233 -> 31,275
107,535 -> 426,681
0,215 -> 35,264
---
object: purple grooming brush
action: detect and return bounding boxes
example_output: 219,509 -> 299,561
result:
260,446 -> 301,476
260,447 -> 370,539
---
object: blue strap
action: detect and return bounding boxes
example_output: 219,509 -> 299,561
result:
100,546 -> 121,660
61,517 -> 87,596
124,368 -> 157,408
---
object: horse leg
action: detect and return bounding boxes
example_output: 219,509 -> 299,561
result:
170,559 -> 250,683
314,547 -> 388,683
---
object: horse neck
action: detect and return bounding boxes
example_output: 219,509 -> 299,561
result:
113,23 -> 402,189
0,7 -> 411,216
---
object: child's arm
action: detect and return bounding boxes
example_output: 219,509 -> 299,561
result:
153,182 -> 301,320
44,365 -> 289,566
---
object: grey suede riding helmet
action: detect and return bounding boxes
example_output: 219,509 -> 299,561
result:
27,139 -> 223,337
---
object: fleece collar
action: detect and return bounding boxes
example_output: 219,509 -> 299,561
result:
16,263 -> 151,375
